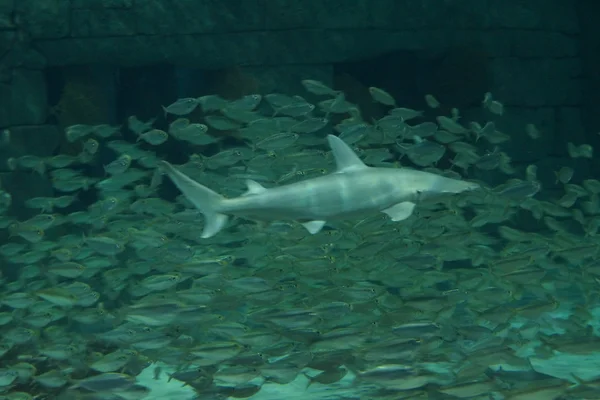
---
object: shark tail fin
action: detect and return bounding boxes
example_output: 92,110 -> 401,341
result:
158,161 -> 228,238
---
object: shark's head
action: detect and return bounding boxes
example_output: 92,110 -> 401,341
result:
397,169 -> 480,202
432,175 -> 480,194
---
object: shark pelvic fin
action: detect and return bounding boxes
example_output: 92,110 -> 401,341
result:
382,201 -> 416,221
327,134 -> 368,173
243,179 -> 267,196
301,220 -> 326,234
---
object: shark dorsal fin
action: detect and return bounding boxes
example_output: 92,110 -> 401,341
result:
327,134 -> 368,173
243,180 -> 267,196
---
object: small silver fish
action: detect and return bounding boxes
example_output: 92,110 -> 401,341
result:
254,132 -> 299,151
104,154 -> 132,175
162,98 -> 200,116
301,79 -> 339,96
83,138 -> 100,155
369,86 -> 396,107
137,129 -> 168,145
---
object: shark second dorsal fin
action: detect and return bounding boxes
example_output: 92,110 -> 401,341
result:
301,220 -> 326,234
326,135 -> 368,173
243,180 -> 267,196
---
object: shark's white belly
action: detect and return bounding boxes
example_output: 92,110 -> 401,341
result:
220,169 -> 418,221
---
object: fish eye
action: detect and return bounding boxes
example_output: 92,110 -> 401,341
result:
233,150 -> 242,157
219,256 -> 234,265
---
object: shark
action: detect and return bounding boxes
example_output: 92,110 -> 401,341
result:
158,134 -> 480,238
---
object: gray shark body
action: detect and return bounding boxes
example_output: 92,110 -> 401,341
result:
159,135 -> 479,238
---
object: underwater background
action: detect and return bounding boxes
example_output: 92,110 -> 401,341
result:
1,0 -> 600,399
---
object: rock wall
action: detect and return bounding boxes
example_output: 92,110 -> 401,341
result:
0,0 -> 594,169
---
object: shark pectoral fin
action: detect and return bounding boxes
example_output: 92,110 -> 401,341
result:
301,220 -> 326,234
326,134 -> 368,173
202,213 -> 229,239
382,201 -> 416,221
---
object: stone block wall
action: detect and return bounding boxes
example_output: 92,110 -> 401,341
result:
577,0 -> 600,171
0,0 -> 595,172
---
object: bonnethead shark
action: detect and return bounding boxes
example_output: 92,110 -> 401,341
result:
158,134 -> 479,238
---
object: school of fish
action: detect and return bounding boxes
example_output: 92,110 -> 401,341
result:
0,78 -> 600,399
